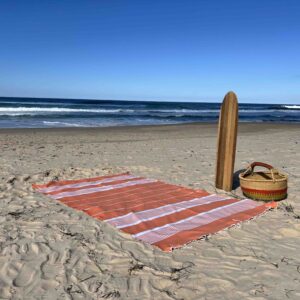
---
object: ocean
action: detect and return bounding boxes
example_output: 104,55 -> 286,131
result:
0,97 -> 299,128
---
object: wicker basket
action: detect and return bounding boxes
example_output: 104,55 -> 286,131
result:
239,162 -> 288,201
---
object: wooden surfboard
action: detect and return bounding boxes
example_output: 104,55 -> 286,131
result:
215,91 -> 238,191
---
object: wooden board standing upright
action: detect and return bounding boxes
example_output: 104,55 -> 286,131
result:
215,91 -> 239,191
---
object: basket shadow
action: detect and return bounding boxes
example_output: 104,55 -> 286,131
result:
233,169 -> 246,190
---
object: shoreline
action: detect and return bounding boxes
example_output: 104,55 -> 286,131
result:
1,121 -> 300,134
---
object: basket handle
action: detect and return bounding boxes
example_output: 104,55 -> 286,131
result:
244,162 -> 277,182
250,162 -> 274,170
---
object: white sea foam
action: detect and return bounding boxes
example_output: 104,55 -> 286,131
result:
43,121 -> 88,127
0,107 -> 217,116
0,107 -> 123,114
283,105 -> 300,110
0,106 -> 283,116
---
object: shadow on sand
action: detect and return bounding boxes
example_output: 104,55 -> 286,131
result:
232,169 -> 246,190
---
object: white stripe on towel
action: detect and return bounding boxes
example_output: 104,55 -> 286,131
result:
133,199 -> 258,244
51,178 -> 157,200
38,174 -> 138,193
106,194 -> 231,228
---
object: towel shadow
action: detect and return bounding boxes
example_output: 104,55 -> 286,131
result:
232,169 -> 246,190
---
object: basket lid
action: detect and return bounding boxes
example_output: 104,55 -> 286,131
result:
239,162 -> 288,182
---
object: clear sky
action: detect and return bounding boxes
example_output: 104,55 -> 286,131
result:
0,0 -> 299,103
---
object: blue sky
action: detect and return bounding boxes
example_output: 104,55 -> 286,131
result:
0,0 -> 299,103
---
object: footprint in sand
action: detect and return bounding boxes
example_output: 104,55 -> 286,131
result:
41,251 -> 64,280
13,263 -> 37,287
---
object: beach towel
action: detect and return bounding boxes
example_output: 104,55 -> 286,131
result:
33,173 -> 277,251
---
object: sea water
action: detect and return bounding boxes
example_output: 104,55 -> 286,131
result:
0,97 -> 299,128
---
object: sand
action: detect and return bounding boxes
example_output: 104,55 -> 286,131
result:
0,123 -> 299,299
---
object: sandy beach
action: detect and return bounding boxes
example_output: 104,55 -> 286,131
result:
0,123 -> 300,299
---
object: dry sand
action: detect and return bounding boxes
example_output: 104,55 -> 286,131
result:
0,123 -> 299,299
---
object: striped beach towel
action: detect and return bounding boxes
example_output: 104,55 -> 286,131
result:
33,173 -> 277,251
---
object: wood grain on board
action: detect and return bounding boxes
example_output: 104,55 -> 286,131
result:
215,91 -> 238,191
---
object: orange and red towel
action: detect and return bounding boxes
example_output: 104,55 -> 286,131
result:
33,173 -> 277,251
